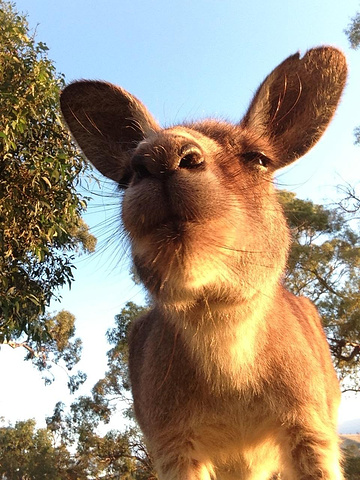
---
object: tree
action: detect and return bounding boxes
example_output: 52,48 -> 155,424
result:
93,302 -> 148,408
345,11 -> 360,145
45,400 -> 155,479
0,1 -> 95,378
45,303 -> 157,479
22,310 -> 87,393
0,419 -> 64,479
345,11 -> 360,50
279,191 -> 360,391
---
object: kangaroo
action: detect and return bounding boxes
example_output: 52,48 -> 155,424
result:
61,46 -> 347,480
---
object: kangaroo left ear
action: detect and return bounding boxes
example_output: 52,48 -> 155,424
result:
241,47 -> 347,169
60,81 -> 160,185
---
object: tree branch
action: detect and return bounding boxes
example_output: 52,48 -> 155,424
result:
3,339 -> 40,358
330,339 -> 360,362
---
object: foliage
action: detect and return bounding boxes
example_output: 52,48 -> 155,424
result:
345,10 -> 360,145
345,11 -> 360,50
94,302 -> 148,406
3,311 -> 87,392
0,1 -> 96,346
0,416 -> 154,479
0,419 -> 64,479
44,303 -> 156,479
279,190 -> 360,391
27,310 -> 87,392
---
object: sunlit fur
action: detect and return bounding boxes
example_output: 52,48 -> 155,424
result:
60,47 -> 347,479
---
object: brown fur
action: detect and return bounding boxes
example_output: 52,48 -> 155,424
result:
60,47 -> 347,479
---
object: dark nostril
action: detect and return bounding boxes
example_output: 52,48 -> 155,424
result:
132,155 -> 151,180
131,145 -> 204,181
134,163 -> 151,179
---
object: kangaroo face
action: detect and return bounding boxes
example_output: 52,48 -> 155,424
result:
60,48 -> 347,306
121,123 -> 288,303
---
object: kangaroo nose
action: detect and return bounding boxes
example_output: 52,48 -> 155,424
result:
131,154 -> 167,179
131,144 -> 204,181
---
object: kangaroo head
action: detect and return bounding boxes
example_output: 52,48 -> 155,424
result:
60,47 -> 347,306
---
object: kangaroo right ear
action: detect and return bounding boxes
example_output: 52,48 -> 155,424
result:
60,81 -> 160,185
241,47 -> 347,169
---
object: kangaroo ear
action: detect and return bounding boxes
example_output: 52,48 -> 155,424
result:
241,47 -> 347,169
60,81 -> 160,185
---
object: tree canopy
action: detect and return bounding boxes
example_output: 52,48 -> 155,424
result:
0,0 -> 96,347
44,302 -> 156,479
345,12 -> 360,50
0,0 -> 96,389
345,10 -> 360,145
279,191 -> 360,391
0,419 -> 64,480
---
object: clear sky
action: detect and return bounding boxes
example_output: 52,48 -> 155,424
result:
1,0 -> 360,432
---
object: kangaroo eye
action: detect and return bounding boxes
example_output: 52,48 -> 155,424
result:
242,151 -> 271,168
179,144 -> 204,169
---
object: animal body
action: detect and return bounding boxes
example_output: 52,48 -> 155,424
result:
61,47 -> 347,479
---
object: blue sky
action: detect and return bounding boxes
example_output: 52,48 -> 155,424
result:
1,0 -> 360,431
